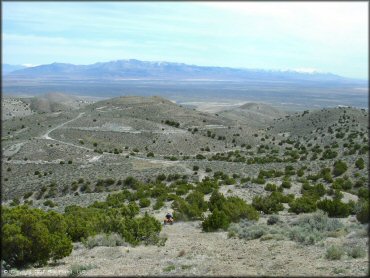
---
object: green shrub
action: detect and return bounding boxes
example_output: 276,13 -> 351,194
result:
43,200 -> 56,207
123,176 -> 139,189
357,188 -> 369,200
288,196 -> 317,214
186,191 -> 208,212
317,198 -> 350,217
356,201 -> 369,224
195,179 -> 219,194
332,160 -> 348,177
153,197 -> 165,210
265,183 -> 277,192
23,192 -> 33,199
325,245 -> 344,260
252,194 -> 284,214
139,198 -> 151,208
281,179 -> 292,189
355,158 -> 365,170
220,196 -> 259,222
2,206 -> 72,267
172,197 -> 204,221
202,209 -> 230,232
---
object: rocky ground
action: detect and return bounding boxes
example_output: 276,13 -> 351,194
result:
11,214 -> 368,277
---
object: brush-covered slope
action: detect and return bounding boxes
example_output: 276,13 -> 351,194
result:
219,102 -> 288,128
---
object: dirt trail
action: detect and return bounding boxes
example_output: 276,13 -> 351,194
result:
40,112 -> 85,140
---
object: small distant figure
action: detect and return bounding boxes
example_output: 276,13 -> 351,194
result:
164,212 -> 174,225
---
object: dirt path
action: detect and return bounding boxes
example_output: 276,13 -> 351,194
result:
40,112 -> 85,140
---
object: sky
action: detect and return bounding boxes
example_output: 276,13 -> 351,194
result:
2,1 -> 368,79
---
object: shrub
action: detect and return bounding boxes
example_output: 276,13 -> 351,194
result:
288,196 -> 317,214
123,176 -> 139,189
355,158 -> 365,170
2,206 -> 73,267
289,211 -> 343,245
185,191 -> 208,212
172,197 -> 204,221
252,194 -> 284,214
153,197 -> 165,210
23,192 -> 33,199
356,201 -> 369,224
281,179 -> 292,189
147,152 -> 154,158
195,179 -> 219,194
357,188 -> 369,200
43,200 -> 56,207
202,208 -> 230,232
347,246 -> 366,258
83,233 -> 127,249
317,198 -> 350,218
220,196 -> 259,222
325,245 -> 344,260
332,160 -> 348,177
139,198 -> 151,208
265,183 -> 277,192
228,220 -> 267,240
69,263 -> 95,277
267,215 -> 280,225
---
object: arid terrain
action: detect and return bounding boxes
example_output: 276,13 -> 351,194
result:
1,93 -> 368,276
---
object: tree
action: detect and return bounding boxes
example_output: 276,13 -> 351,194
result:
2,206 -> 72,267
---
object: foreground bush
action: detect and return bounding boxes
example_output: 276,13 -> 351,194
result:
332,160 -> 348,177
252,193 -> 285,214
203,191 -> 259,231
288,211 -> 343,245
83,233 -> 127,249
202,209 -> 230,232
2,205 -> 73,268
228,211 -> 344,246
209,192 -> 259,222
325,245 -> 344,260
317,198 -> 350,218
288,196 -> 317,214
356,201 -> 369,224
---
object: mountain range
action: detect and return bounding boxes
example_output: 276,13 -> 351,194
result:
3,59 -> 365,84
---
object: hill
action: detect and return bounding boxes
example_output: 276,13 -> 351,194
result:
219,102 -> 288,128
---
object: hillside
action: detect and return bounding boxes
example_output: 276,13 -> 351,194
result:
219,102 -> 288,128
1,95 -> 368,276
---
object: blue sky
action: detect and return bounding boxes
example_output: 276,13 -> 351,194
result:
2,1 -> 368,79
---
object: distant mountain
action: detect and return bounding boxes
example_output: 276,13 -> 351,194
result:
2,64 -> 27,75
4,59 -> 365,84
